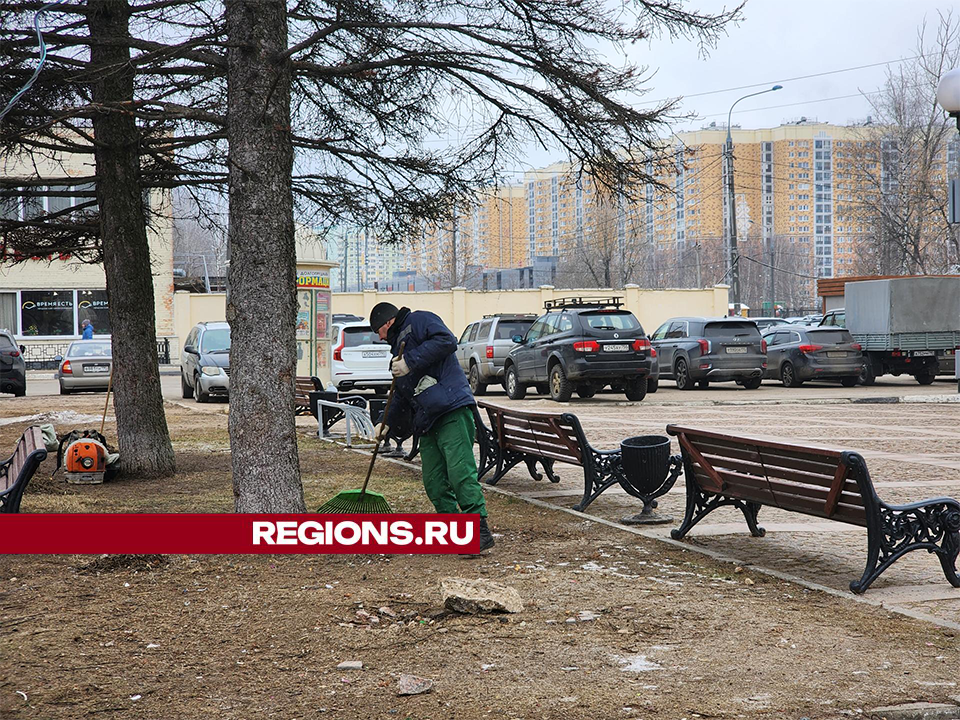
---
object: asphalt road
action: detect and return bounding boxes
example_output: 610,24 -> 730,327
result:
22,369 -> 959,403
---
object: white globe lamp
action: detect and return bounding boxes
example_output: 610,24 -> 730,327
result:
937,67 -> 960,128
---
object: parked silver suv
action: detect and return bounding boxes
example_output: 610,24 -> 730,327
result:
457,314 -> 536,395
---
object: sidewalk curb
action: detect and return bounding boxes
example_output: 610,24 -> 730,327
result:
623,393 -> 960,408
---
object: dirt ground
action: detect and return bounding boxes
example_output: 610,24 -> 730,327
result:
1,395 -> 959,719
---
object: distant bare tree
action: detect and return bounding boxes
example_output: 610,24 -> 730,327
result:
556,197 -> 650,288
172,188 -> 227,288
846,12 -> 960,275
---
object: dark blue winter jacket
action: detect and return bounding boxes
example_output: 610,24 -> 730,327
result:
385,307 -> 475,435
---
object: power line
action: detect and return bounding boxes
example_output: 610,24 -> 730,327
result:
740,253 -> 817,279
663,55 -> 922,104
697,87 -> 902,120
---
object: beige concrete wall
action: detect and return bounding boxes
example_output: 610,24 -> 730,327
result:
172,284 -> 728,352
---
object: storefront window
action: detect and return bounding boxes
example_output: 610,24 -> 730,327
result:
20,290 -> 75,336
0,292 -> 16,332
77,290 -> 109,334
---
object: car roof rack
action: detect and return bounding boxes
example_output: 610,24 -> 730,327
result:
543,296 -> 624,311
482,313 -> 538,318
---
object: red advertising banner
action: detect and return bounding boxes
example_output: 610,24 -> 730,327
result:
0,514 -> 479,554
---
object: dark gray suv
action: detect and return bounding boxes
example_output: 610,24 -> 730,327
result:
504,298 -> 653,402
650,317 -> 766,390
0,330 -> 26,397
762,325 -> 862,387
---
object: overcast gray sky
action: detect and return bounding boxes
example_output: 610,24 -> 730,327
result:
647,0 -> 953,132
505,0 -> 955,174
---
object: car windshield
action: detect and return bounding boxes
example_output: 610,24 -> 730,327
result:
200,328 -> 231,353
704,321 -> 761,339
580,311 -> 640,331
343,327 -> 387,346
494,321 -> 534,340
807,329 -> 854,344
0,335 -> 15,350
68,342 -> 112,358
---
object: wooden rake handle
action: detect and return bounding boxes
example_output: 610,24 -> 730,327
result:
360,341 -> 404,497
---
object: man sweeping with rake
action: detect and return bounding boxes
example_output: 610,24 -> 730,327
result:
369,302 -> 495,552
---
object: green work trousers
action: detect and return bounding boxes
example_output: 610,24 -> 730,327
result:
418,406 -> 487,517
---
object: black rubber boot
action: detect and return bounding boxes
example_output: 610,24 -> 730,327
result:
477,517 -> 495,551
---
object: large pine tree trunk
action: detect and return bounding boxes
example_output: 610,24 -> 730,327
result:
88,0 -> 175,478
225,0 -> 304,512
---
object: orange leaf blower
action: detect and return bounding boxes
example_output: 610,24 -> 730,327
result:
64,438 -> 108,484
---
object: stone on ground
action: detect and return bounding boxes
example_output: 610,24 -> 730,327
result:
440,577 -> 523,614
397,674 -> 433,696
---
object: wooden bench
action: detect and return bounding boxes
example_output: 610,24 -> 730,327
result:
666,424 -> 960,594
294,376 -> 321,415
1,427 -> 49,514
476,401 -> 627,512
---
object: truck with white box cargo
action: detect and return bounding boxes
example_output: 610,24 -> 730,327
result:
820,277 -> 960,385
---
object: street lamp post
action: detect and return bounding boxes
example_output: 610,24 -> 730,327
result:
935,67 -> 960,391
725,84 -> 782,316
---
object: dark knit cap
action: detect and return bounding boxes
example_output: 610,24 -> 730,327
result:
369,302 -> 399,332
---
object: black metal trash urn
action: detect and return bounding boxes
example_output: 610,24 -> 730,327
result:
618,435 -> 680,525
620,435 -> 672,494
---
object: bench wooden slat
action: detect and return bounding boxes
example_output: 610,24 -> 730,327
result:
705,468 -> 867,524
495,410 -> 583,465
690,433 -> 841,468
668,424 -> 842,460
702,452 -> 842,490
695,440 -> 839,477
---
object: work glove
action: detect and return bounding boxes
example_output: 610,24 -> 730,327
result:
375,423 -> 390,442
390,356 -> 410,378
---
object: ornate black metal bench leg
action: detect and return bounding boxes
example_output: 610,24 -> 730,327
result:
851,536 -> 882,595
852,501 -> 960,594
936,527 -> 960,588
741,501 -> 766,537
486,450 -> 525,486
541,459 -> 560,483
524,458 -> 544,481
670,481 -> 735,540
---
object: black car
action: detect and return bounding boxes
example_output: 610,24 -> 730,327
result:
0,330 -> 26,397
503,297 -> 653,402
762,325 -> 863,387
650,317 -> 766,390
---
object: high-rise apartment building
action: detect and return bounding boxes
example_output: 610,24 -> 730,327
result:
382,119 -> 958,303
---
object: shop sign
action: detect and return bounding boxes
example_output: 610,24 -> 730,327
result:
296,270 -> 330,289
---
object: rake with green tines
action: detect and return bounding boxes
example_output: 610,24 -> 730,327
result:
317,346 -> 402,514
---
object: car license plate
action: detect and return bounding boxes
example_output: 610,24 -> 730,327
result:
725,346 -> 747,354
912,350 -> 935,357
827,351 -> 846,358
84,364 -> 109,373
362,351 -> 386,358
604,344 -> 630,352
